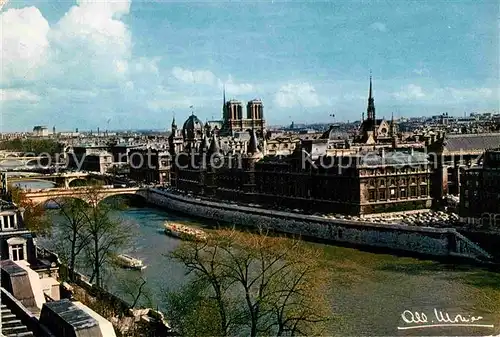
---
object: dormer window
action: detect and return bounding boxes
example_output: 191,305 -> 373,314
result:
7,237 -> 27,261
2,214 -> 17,230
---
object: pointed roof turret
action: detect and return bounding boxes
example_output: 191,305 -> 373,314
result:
208,132 -> 220,155
247,128 -> 260,155
202,133 -> 210,151
171,114 -> 177,129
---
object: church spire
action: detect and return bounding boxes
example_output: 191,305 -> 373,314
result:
171,113 -> 177,129
390,112 -> 397,138
222,84 -> 227,121
367,74 -> 375,121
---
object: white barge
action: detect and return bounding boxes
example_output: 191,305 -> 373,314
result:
164,222 -> 207,241
115,254 -> 147,270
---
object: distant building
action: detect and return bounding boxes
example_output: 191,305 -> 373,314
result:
129,147 -> 171,185
67,145 -> 113,173
32,126 -> 48,137
428,133 -> 500,199
459,149 -> 500,227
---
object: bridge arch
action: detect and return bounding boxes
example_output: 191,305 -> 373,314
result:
98,192 -> 148,206
43,196 -> 90,209
67,177 -> 108,188
24,187 -> 147,209
25,159 -> 40,167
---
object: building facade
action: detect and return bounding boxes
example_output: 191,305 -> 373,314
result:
459,149 -> 500,227
129,147 -> 171,185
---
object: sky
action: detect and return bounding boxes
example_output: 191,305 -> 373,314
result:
0,0 -> 498,132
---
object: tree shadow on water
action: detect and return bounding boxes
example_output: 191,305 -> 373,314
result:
377,259 -> 500,291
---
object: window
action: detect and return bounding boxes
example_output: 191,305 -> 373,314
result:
379,179 -> 385,187
400,188 -> 407,198
390,179 -> 396,186
369,190 -> 376,201
2,215 -> 15,230
10,244 -> 24,261
369,179 -> 375,187
411,177 -> 417,184
390,188 -> 396,199
379,190 -> 386,200
410,186 -> 417,197
420,186 -> 427,196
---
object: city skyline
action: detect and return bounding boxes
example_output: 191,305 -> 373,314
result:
1,0 -> 498,131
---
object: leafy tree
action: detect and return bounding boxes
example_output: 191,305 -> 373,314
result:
166,229 -> 331,336
0,139 -> 63,155
10,186 -> 51,235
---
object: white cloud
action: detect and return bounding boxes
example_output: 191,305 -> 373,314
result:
393,84 -> 426,100
171,68 -> 254,96
0,89 -> 40,102
0,6 -> 50,85
172,67 -> 217,85
218,75 -> 254,95
46,0 -> 133,87
274,83 -> 321,108
370,22 -> 387,32
0,0 -> 161,91
412,68 -> 429,76
393,85 -> 497,102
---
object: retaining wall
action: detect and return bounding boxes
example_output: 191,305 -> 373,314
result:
146,189 -> 455,257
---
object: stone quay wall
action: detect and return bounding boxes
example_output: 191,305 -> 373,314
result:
146,189 -> 457,257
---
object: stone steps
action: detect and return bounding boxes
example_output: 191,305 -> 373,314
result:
1,303 -> 34,337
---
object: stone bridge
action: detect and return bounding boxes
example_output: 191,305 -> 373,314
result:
0,156 -> 47,166
8,172 -> 111,188
23,187 -> 149,205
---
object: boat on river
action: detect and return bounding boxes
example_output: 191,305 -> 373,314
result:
164,222 -> 207,241
115,254 -> 147,270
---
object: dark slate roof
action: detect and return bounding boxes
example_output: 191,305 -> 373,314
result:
443,133 -> 500,152
41,299 -> 98,330
182,114 -> 203,131
247,129 -> 260,154
320,125 -> 350,140
208,133 -> 220,154
0,260 -> 27,277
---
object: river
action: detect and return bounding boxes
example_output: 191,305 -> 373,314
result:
100,205 -> 500,336
15,180 -> 500,336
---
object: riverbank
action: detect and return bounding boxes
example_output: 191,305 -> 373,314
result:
144,189 -> 493,263
44,203 -> 500,336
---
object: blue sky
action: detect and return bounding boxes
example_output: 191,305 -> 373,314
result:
1,0 -> 498,131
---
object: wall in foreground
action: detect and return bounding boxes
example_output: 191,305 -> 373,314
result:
146,190 -> 456,257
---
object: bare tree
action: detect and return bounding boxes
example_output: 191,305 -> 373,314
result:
82,186 -> 133,287
115,274 -> 153,309
166,229 -> 331,336
51,198 -> 91,281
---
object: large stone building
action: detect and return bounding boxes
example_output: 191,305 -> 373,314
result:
219,91 -> 266,137
459,149 -> 500,227
162,80 -> 436,216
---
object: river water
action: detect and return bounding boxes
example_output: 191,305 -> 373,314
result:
16,180 -> 500,336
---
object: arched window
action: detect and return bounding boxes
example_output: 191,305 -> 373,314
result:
7,237 -> 27,261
